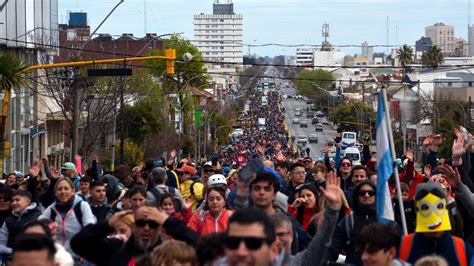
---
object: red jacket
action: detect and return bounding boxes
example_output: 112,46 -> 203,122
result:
187,209 -> 232,236
288,205 -> 319,230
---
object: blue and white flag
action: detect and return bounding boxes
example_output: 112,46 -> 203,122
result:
376,92 -> 395,222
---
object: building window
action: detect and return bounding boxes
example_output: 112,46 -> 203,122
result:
448,82 -> 453,87
220,19 -> 224,22
469,82 -> 472,87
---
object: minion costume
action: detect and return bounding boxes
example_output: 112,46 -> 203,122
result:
399,182 -> 474,266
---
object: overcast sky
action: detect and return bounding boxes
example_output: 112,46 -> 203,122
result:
60,0 -> 473,56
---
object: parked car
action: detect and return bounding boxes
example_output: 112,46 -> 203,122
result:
321,119 -> 330,125
309,134 -> 319,143
311,117 -> 320,125
306,112 -> 314,118
306,99 -> 313,104
300,121 -> 308,128
295,111 -> 302,117
292,118 -> 300,124
315,123 -> 323,132
316,111 -> 325,117
297,135 -> 308,145
294,107 -> 301,112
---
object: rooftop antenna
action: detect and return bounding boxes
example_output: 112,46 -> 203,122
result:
386,16 -> 389,54
322,23 -> 329,42
144,0 -> 147,34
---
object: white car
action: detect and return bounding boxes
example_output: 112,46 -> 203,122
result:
297,135 -> 308,145
292,118 -> 300,124
295,111 -> 302,117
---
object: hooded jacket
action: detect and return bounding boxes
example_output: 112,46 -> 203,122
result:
0,202 -> 41,254
187,209 -> 232,236
39,195 -> 96,254
328,180 -> 398,264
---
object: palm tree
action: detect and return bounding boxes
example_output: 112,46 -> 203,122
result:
396,44 -> 414,72
0,53 -> 27,169
422,46 -> 444,70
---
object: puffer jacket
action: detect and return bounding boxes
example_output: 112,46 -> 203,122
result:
187,209 -> 232,236
39,195 -> 96,254
0,203 -> 41,254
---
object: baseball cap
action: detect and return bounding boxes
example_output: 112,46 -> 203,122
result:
61,162 -> 76,171
176,165 -> 197,175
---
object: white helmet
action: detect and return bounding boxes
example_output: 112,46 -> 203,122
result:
207,174 -> 227,188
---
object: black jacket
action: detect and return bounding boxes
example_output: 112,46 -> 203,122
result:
327,180 -> 399,265
4,203 -> 41,249
71,216 -> 199,266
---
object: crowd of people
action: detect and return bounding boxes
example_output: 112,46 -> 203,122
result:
2,83 -> 474,266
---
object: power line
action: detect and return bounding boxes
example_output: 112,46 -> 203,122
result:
4,37 -> 474,71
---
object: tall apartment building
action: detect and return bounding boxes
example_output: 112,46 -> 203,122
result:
0,0 -> 58,173
193,0 -> 243,64
425,23 -> 455,56
468,25 -> 474,56
361,42 -> 373,63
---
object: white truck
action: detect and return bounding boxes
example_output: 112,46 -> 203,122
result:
261,96 -> 268,105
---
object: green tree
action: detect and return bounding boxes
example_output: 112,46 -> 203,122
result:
117,83 -> 165,145
422,46 -> 444,69
0,53 -> 27,169
294,69 -> 334,97
0,53 -> 27,89
329,101 -> 375,132
146,35 -> 209,93
396,44 -> 413,72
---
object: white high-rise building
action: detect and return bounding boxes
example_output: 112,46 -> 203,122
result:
194,1 -> 243,64
425,23 -> 455,56
296,48 -> 317,66
468,25 -> 474,56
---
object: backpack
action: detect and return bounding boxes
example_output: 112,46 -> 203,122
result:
190,180 -> 204,207
150,187 -> 183,212
50,202 -> 83,227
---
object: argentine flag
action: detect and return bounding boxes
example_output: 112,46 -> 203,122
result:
376,92 -> 395,222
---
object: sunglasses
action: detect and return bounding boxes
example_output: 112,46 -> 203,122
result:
135,219 -> 160,229
225,236 -> 269,250
358,190 -> 376,197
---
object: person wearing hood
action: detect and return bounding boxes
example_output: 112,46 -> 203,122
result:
100,174 -> 121,202
39,178 -> 96,256
0,190 -> 41,256
88,180 -> 112,223
327,179 -> 399,265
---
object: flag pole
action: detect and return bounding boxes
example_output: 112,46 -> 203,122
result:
381,88 -> 408,235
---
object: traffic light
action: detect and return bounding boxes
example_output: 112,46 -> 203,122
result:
165,49 -> 176,75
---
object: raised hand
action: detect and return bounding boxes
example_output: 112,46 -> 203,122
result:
423,135 -> 432,146
452,128 -> 466,158
29,160 -> 41,177
320,171 -> 342,210
437,165 -> 462,189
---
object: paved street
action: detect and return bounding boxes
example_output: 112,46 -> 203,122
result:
278,80 -> 338,161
